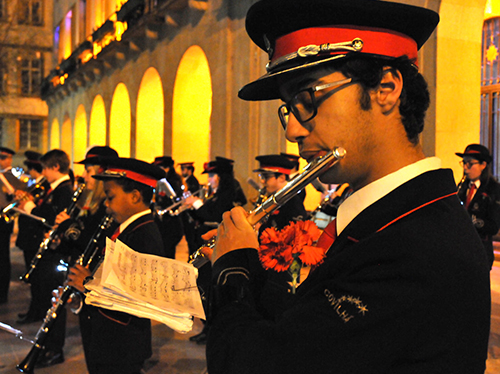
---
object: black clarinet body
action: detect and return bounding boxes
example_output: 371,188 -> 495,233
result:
20,183 -> 86,283
16,214 -> 113,373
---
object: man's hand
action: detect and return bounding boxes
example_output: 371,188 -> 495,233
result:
55,211 -> 70,225
51,286 -> 82,311
211,206 -> 259,263
67,264 -> 91,293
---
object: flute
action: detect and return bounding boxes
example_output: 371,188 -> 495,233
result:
189,147 -> 346,268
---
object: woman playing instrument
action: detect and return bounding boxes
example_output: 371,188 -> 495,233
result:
456,144 -> 500,269
183,156 -> 247,344
152,156 -> 185,259
184,156 -> 247,249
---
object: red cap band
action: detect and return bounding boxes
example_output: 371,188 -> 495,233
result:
107,168 -> 157,188
272,26 -> 418,67
259,165 -> 292,175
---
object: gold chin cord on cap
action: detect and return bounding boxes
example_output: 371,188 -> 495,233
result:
266,38 -> 363,73
189,147 -> 347,268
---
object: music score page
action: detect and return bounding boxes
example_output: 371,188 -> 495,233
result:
85,238 -> 205,333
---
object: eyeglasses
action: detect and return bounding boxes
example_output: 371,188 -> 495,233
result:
259,173 -> 276,181
459,160 -> 480,168
278,77 -> 355,130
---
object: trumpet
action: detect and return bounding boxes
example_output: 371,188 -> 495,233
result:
157,185 -> 211,217
20,183 -> 86,284
2,177 -> 47,223
16,214 -> 114,374
189,147 -> 347,268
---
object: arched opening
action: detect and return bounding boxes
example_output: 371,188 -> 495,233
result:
74,105 -> 88,177
50,118 -> 60,149
110,82 -> 131,157
136,67 -> 164,161
173,45 -> 211,184
89,94 -> 107,146
61,114 -> 73,163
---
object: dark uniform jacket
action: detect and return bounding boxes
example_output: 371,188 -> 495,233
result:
80,212 -> 165,366
457,177 -> 500,267
207,169 -> 491,374
185,174 -> 200,194
17,179 -> 74,251
16,178 -> 52,251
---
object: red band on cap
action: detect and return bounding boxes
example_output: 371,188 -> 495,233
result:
273,26 -> 418,66
260,165 -> 292,175
465,150 -> 481,154
107,168 -> 157,188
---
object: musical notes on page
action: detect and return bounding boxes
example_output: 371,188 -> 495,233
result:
85,238 -> 205,333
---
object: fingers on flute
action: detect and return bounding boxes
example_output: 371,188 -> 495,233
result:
201,228 -> 217,241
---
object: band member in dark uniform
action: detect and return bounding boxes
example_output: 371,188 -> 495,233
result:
456,144 -> 500,269
18,149 -> 74,367
0,147 -> 27,304
180,161 -> 200,193
184,157 -> 247,248
254,154 -> 307,237
152,156 -> 185,259
179,162 -> 202,255
205,1 -> 490,373
65,157 -> 167,374
16,151 -> 51,322
54,146 -> 119,261
184,157 -> 247,344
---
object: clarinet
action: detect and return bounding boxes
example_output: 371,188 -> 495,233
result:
20,183 -> 86,284
17,214 -> 114,374
189,147 -> 347,268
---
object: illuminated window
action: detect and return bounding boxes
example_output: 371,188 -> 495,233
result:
482,17 -> 500,175
19,118 -> 41,149
18,0 -> 43,26
19,53 -> 43,96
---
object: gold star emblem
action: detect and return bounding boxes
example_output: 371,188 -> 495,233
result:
487,44 -> 499,63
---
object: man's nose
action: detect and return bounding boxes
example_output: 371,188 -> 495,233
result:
285,113 -> 311,143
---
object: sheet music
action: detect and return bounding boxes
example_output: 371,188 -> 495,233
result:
85,238 -> 205,333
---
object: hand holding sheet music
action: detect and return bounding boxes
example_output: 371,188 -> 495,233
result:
85,238 -> 205,333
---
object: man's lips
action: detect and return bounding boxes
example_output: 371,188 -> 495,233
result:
300,150 -> 328,162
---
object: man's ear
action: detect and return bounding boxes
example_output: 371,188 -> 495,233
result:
130,189 -> 142,204
375,68 -> 403,114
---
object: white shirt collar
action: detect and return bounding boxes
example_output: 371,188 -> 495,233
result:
50,174 -> 71,190
337,157 -> 442,235
118,209 -> 151,234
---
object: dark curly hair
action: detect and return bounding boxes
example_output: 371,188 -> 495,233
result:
327,55 -> 430,145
